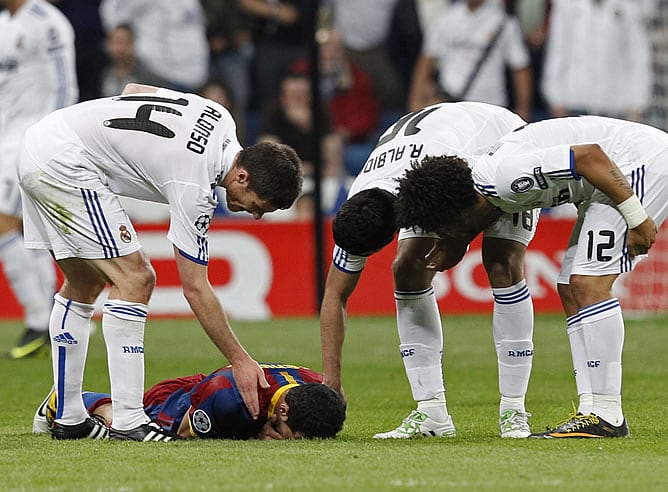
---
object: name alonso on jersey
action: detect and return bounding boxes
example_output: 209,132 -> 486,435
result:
186,105 -> 222,155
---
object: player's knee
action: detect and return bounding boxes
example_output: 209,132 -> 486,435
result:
127,262 -> 156,300
483,240 -> 526,287
138,263 -> 157,295
392,250 -> 418,278
485,260 -> 513,286
569,275 -> 611,308
88,277 -> 108,297
557,283 -> 578,316
61,276 -> 107,304
484,258 -> 525,288
392,249 -> 434,289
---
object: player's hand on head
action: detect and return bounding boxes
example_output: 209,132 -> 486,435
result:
324,380 -> 346,404
232,358 -> 269,420
257,418 -> 284,440
323,376 -> 346,402
627,217 -> 657,258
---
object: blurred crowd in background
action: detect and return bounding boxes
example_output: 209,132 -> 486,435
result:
26,0 -> 668,219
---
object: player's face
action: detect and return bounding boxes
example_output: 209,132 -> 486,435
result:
259,413 -> 303,440
273,419 -> 303,440
226,188 -> 276,219
225,174 -> 277,219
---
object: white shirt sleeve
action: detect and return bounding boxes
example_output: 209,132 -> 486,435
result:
489,145 -> 576,211
332,245 -> 367,274
535,145 -> 577,180
166,184 -> 217,265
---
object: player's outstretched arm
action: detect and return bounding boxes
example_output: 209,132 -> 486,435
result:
173,246 -> 269,419
572,144 -> 657,257
319,264 -> 361,399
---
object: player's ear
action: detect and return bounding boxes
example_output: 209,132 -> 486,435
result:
277,402 -> 289,422
236,168 -> 249,184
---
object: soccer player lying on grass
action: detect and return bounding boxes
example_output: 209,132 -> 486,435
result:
395,115 -> 666,438
34,363 -> 346,440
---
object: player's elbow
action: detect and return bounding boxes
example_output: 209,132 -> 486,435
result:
572,144 -> 608,177
180,277 -> 211,307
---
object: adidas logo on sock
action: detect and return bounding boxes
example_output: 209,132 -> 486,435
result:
52,332 -> 78,345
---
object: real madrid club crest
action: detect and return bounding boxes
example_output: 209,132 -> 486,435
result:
195,214 -> 212,234
119,225 -> 132,243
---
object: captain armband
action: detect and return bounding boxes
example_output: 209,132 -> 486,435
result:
617,195 -> 648,229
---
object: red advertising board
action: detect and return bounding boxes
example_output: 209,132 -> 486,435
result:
0,217 -> 582,319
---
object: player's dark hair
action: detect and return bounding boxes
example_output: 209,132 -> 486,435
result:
396,155 -> 478,232
238,142 -> 303,209
285,383 -> 346,439
332,188 -> 397,255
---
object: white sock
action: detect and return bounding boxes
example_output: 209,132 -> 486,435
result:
500,396 -> 526,414
492,280 -> 533,414
417,392 -> 449,422
395,287 -> 446,404
50,294 -> 95,425
102,300 -> 150,430
593,394 -> 624,426
567,314 -> 593,415
0,231 -> 54,330
579,299 -> 624,425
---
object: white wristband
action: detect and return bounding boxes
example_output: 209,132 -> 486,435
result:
617,195 -> 648,229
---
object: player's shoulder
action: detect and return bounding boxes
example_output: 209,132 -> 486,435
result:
177,90 -> 234,123
455,101 -> 523,123
20,0 -> 74,38
425,101 -> 520,125
23,0 -> 70,24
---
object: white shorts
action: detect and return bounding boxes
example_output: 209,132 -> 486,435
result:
18,149 -> 142,261
558,187 -> 668,284
398,209 -> 540,246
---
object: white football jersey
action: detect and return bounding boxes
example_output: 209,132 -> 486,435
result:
0,0 -> 77,144
348,102 -> 526,198
472,115 -> 668,213
24,89 -> 242,260
334,102 -> 526,273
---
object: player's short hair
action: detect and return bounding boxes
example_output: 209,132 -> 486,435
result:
396,155 -> 477,233
285,383 -> 346,439
237,142 -> 303,209
332,188 -> 397,256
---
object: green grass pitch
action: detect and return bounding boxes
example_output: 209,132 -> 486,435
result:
1,314 -> 667,491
